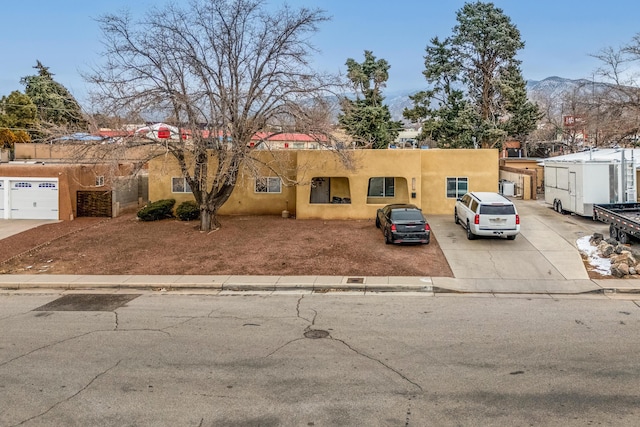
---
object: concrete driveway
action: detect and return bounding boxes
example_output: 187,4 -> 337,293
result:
429,198 -> 610,283
0,219 -> 59,240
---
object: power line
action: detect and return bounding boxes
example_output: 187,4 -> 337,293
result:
0,126 -> 40,132
1,102 -> 86,114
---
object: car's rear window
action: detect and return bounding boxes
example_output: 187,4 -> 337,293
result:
391,210 -> 424,221
479,204 -> 515,215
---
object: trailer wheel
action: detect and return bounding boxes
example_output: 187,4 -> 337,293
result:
556,200 -> 564,214
609,225 -> 618,239
618,230 -> 630,245
553,199 -> 559,212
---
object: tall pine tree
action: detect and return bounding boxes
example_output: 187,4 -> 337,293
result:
404,1 -> 540,149
21,61 -> 87,136
338,51 -> 403,149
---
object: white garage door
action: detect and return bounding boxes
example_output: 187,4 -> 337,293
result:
10,180 -> 59,220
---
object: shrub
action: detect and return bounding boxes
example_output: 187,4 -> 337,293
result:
176,200 -> 200,221
137,199 -> 176,221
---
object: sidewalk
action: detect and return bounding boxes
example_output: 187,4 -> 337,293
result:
1,273 -> 640,295
2,199 -> 640,296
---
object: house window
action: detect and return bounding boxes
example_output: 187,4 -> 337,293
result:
368,177 -> 394,197
172,177 -> 192,193
95,176 -> 105,187
255,177 -> 282,193
447,177 -> 468,198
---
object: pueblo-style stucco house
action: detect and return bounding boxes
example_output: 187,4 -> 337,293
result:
148,148 -> 499,219
2,136 -> 499,220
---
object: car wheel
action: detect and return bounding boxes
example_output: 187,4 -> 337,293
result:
454,209 -> 459,224
466,221 -> 476,240
375,217 -> 381,228
384,230 -> 392,244
507,234 -> 516,240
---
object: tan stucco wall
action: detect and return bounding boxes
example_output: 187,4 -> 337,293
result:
421,149 -> 499,214
499,170 -> 532,199
295,150 -> 423,219
14,143 -> 162,162
500,158 -> 543,190
148,151 -> 297,215
14,144 -> 69,160
147,148 -> 499,219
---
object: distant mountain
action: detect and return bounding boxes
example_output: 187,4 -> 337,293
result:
385,91 -> 418,123
525,76 -> 593,97
383,76 -> 603,123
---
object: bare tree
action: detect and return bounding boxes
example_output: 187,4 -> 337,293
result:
589,42 -> 640,147
86,0 -> 341,231
560,86 -> 591,151
528,90 -> 563,148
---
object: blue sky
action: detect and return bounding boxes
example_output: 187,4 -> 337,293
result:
2,0 -> 639,106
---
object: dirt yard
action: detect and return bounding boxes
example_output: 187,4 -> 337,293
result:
0,214 -> 454,277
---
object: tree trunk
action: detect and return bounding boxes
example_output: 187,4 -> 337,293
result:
199,208 -> 221,232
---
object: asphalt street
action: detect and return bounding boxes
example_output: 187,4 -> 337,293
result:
1,292 -> 639,426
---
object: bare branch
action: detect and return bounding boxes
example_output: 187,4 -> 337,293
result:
84,0 -> 343,231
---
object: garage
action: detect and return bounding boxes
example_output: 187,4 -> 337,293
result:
4,178 -> 59,220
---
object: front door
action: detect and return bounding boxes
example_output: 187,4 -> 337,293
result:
310,177 -> 330,203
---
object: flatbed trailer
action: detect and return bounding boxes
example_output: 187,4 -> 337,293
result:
593,203 -> 640,244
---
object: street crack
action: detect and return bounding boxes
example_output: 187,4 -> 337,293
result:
11,360 -> 122,427
330,336 -> 423,391
267,296 -> 423,393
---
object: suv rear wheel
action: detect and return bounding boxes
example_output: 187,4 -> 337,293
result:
466,221 -> 476,240
454,209 -> 459,224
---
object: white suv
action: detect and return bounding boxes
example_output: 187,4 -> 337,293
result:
454,192 -> 520,240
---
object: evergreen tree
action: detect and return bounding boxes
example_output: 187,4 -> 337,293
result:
338,51 -> 403,148
404,1 -> 540,149
0,91 -> 36,148
21,61 -> 87,133
404,36 -> 477,148
498,64 -> 543,155
0,91 -> 38,133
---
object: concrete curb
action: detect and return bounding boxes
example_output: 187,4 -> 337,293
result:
1,274 -> 639,295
